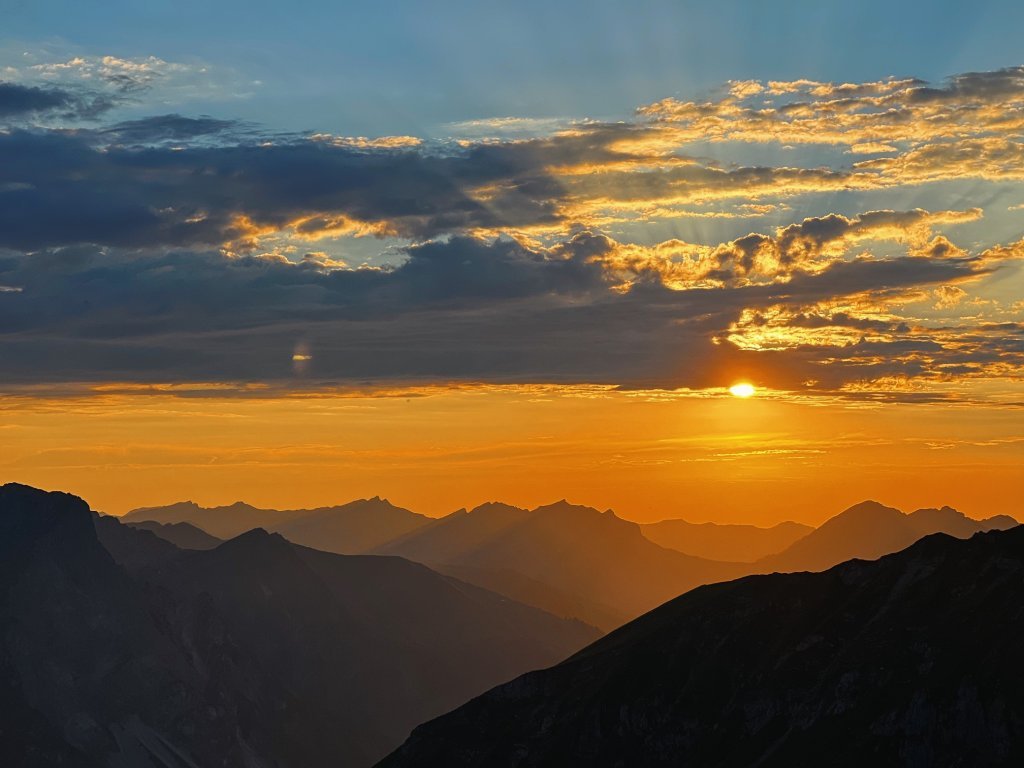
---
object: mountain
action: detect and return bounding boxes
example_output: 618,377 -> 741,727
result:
270,496 -> 432,554
124,496 -> 432,554
756,500 -> 1018,574
379,526 -> 1024,767
126,519 -> 222,549
641,518 -> 812,561
122,499 -> 301,538
1,483 -> 597,767
375,500 -> 746,631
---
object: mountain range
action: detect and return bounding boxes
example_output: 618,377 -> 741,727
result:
380,524 -> 1024,766
129,495 -> 1018,631
3,482 -> 1021,766
0,483 -> 596,767
123,496 -> 432,552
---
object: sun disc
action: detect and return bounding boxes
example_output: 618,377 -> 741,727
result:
729,382 -> 756,398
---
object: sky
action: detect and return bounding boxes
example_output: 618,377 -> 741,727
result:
1,2 -> 1023,523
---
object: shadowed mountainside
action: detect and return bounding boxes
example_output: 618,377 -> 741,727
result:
2,483 -> 597,768
755,500 -> 1018,574
379,526 -> 1024,767
641,518 -> 811,561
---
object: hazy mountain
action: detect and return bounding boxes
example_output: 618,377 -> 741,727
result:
641,518 -> 812,561
124,496 -> 431,555
376,502 -> 533,563
2,483 -> 597,767
122,499 -> 301,538
756,500 -> 1018,574
127,519 -> 222,549
271,496 -> 432,554
376,500 -> 746,631
380,526 -> 1024,767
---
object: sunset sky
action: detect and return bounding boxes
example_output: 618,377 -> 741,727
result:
2,1 -> 1023,523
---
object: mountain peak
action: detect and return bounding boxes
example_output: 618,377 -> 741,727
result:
840,499 -> 901,516
533,499 -> 597,514
467,501 -> 527,516
216,527 -> 292,557
0,483 -> 93,540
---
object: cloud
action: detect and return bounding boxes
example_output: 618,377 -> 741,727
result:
1,66 -> 1022,252
0,65 -> 1022,401
0,81 -> 115,120
100,114 -> 246,144
0,211 -> 1018,399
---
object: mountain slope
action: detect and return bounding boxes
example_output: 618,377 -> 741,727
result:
380,526 -> 1024,767
757,500 -> 1017,573
2,484 -> 598,768
376,500 -> 746,631
641,518 -> 811,561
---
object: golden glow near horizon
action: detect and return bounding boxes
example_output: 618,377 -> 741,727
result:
2,384 -> 1022,526
729,383 -> 756,398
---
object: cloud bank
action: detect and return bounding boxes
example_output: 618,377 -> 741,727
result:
1,65 -> 1022,400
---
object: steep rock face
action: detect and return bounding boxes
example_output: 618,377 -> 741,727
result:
1,484 -> 599,768
380,527 -> 1024,768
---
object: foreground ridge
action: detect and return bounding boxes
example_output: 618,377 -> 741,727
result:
380,526 -> 1024,767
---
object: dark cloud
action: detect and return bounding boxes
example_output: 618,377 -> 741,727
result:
100,114 -> 245,145
0,231 -> 1009,394
0,127 -> 572,250
0,81 -> 116,121
1,65 -> 1021,399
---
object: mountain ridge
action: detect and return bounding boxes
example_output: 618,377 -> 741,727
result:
379,525 -> 1024,767
1,483 -> 598,767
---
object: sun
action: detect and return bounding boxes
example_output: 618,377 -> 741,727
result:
729,382 -> 756,398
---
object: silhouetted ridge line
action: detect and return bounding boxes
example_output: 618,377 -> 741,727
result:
1,483 -> 598,768
380,526 -> 1024,767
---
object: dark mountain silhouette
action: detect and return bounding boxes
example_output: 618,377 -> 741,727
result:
127,519 -> 222,549
124,496 -> 431,554
642,518 -> 811,561
375,500 -> 746,631
1,484 -> 597,767
756,500 -> 1018,574
380,526 -> 1024,767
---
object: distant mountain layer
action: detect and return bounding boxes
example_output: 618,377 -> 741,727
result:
373,500 -> 747,631
124,496 -> 432,553
755,500 -> 1018,574
642,518 -> 811,561
379,526 -> 1024,767
1,483 -> 597,768
128,496 -> 1018,632
126,519 -> 222,549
